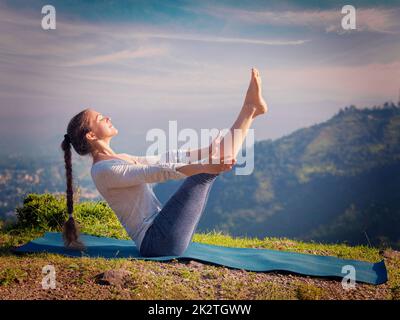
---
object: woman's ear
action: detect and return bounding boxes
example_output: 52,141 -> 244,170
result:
86,131 -> 97,142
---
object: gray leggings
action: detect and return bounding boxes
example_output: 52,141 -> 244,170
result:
139,173 -> 219,257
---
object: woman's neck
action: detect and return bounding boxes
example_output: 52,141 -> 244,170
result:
91,140 -> 118,161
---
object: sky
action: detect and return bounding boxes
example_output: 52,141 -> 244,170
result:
0,0 -> 399,158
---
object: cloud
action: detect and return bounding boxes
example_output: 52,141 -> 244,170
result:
126,32 -> 309,46
0,3 -> 309,73
0,2 -> 398,116
192,5 -> 400,34
355,8 -> 400,34
265,61 -> 400,102
64,46 -> 169,67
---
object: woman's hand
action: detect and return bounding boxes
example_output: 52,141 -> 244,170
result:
176,159 -> 236,177
203,158 -> 236,174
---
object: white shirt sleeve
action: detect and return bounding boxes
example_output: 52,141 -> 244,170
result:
128,149 -> 191,165
100,161 -> 187,189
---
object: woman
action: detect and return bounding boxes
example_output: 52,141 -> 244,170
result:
60,68 -> 267,257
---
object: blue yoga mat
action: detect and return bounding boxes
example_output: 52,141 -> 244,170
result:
14,232 -> 387,285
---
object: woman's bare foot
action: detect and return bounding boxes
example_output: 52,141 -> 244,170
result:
243,68 -> 268,118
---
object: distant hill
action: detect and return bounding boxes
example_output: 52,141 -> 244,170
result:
155,102 -> 400,248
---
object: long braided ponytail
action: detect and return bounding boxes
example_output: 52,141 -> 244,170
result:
60,109 -> 92,250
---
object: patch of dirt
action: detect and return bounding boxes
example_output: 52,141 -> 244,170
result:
0,257 -> 392,300
94,268 -> 137,289
382,249 -> 400,261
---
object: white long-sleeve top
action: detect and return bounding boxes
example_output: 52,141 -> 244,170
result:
90,149 -> 191,250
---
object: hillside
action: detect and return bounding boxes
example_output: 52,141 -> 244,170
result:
155,102 -> 400,248
0,194 -> 398,300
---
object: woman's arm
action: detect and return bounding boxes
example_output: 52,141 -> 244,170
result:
98,161 -> 235,189
176,160 -> 236,176
185,145 -> 213,163
127,150 -> 188,166
99,162 -> 187,188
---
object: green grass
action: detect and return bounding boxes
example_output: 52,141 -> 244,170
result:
0,193 -> 398,300
0,227 -> 398,299
194,231 -> 382,262
0,267 -> 28,286
295,282 -> 326,300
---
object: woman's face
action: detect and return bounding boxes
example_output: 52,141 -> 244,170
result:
86,108 -> 118,141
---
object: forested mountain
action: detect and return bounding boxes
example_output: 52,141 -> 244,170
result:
155,102 -> 400,248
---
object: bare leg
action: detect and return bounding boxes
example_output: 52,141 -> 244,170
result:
213,68 -> 268,163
